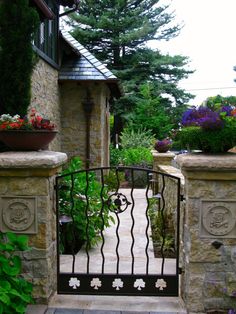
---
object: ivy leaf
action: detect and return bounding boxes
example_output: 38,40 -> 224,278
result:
6,233 -> 28,251
15,303 -> 27,313
0,281 -> 11,291
6,232 -> 17,243
0,293 -> 10,305
2,256 -> 21,276
2,243 -> 15,252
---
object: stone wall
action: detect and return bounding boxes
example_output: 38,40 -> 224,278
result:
60,81 -> 110,168
30,58 -> 61,152
30,57 -> 111,168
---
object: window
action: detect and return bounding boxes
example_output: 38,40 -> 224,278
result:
33,0 -> 59,67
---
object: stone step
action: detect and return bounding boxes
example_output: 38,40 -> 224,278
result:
26,295 -> 187,314
46,310 -> 185,314
45,295 -> 186,314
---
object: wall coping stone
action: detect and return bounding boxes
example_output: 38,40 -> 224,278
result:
176,153 -> 236,180
0,151 -> 68,169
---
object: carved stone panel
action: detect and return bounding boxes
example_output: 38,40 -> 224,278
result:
0,196 -> 37,234
200,199 -> 236,238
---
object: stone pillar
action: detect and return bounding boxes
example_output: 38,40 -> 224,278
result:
0,151 -> 67,303
176,153 -> 236,313
152,150 -> 175,169
152,151 -> 175,193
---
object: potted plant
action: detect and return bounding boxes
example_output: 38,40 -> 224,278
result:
0,108 -> 57,151
154,138 -> 172,153
176,105 -> 236,153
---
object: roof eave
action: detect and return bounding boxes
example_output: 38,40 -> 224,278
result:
32,0 -> 55,19
59,77 -> 123,98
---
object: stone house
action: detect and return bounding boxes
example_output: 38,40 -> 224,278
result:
30,0 -> 122,168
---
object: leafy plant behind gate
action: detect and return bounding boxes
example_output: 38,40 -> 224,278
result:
0,232 -> 33,314
58,157 -> 115,253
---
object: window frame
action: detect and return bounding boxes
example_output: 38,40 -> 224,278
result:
33,0 -> 60,68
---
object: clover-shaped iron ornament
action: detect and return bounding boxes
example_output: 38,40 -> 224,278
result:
134,278 -> 145,291
90,278 -> 102,290
69,277 -> 80,289
112,278 -> 124,290
155,278 -> 167,291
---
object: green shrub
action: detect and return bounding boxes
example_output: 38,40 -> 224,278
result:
122,147 -> 153,167
104,170 -> 125,191
0,232 -> 33,314
179,125 -> 236,153
58,157 -> 115,253
120,127 -> 155,149
110,146 -> 123,166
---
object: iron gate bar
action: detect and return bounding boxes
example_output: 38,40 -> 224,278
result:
55,166 -> 181,297
145,171 -> 151,275
130,169 -> 135,275
70,173 -> 76,273
85,170 -> 90,274
160,174 -> 166,275
99,168 -> 105,274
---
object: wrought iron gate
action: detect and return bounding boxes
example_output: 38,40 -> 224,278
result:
55,166 -> 181,296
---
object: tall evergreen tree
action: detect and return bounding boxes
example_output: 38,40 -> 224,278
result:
68,0 -> 193,138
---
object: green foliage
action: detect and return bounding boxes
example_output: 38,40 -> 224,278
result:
0,232 -> 33,314
178,120 -> 236,153
0,0 -> 39,116
148,201 -> 175,256
122,147 -> 153,167
110,146 -> 123,167
205,95 -> 236,110
59,157 -> 115,252
103,170 -> 125,191
120,126 -> 155,149
110,145 -> 153,187
118,82 -> 189,139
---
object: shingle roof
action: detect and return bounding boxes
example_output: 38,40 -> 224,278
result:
59,30 -> 118,82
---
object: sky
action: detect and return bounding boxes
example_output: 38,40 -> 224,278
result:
153,0 -> 236,106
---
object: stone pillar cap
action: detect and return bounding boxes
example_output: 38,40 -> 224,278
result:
151,150 -> 175,157
0,151 -> 68,169
176,152 -> 236,173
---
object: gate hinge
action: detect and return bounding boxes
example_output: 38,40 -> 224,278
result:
180,194 -> 185,202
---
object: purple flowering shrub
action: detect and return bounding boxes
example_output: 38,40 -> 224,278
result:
182,107 -> 223,130
177,105 -> 236,153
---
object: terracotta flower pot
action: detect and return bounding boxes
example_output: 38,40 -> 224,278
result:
0,129 -> 57,151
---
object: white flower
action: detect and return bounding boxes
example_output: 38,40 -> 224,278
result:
112,278 -> 124,290
155,278 -> 167,291
91,278 -> 102,290
134,278 -> 145,290
0,114 -> 20,122
69,277 -> 80,289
